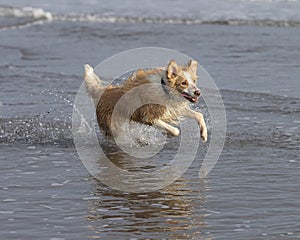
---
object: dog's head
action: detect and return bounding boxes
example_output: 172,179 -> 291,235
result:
164,59 -> 201,103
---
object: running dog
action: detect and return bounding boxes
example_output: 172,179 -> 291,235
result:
83,59 -> 207,142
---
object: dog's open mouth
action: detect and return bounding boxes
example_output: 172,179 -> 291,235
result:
181,92 -> 198,103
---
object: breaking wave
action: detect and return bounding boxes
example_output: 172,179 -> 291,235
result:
1,5 -> 300,30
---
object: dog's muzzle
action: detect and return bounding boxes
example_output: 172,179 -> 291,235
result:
182,89 -> 201,103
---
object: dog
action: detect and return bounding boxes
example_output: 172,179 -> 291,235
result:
83,59 -> 207,142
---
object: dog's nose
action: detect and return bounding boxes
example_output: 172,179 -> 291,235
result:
194,89 -> 201,96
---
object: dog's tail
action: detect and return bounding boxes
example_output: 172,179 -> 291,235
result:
83,64 -> 103,106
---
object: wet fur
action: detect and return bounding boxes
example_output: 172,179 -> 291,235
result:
83,60 -> 208,142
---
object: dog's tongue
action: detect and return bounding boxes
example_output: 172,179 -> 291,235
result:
182,92 -> 198,103
191,97 -> 198,103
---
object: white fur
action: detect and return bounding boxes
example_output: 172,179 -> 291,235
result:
183,71 -> 198,96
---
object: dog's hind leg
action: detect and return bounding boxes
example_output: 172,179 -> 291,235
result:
153,119 -> 180,136
83,64 -> 103,106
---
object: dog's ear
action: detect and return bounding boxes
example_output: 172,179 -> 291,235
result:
167,60 -> 179,79
188,59 -> 198,75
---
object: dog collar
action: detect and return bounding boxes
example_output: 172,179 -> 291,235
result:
161,77 -> 170,95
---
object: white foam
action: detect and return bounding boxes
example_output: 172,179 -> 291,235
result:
1,5 -> 300,29
0,6 -> 52,20
51,180 -> 71,186
0,211 -> 14,214
2,199 -> 16,202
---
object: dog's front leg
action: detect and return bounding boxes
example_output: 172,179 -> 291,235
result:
182,108 -> 207,142
153,119 -> 180,136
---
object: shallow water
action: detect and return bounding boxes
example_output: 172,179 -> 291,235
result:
1,1 -> 300,239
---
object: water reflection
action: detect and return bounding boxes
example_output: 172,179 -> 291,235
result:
86,175 -> 211,239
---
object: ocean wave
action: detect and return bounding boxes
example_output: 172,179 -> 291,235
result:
1,5 -> 300,30
55,14 -> 300,27
0,5 -> 52,30
0,5 -> 52,20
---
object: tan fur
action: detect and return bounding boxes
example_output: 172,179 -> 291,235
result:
83,60 -> 208,142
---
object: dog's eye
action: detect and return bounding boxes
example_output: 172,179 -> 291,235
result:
181,81 -> 187,86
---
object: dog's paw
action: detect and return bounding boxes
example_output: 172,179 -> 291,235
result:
201,127 -> 208,142
172,127 -> 180,136
167,127 -> 180,137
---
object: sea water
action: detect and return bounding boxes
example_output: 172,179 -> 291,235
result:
0,0 -> 299,239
